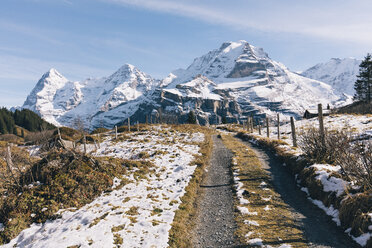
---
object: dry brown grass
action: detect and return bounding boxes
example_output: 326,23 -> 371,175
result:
168,126 -> 214,248
221,134 -> 307,247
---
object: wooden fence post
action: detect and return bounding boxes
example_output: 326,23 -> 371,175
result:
83,134 -> 87,154
6,145 -> 20,186
115,125 -> 118,140
251,116 -> 254,133
277,113 -> 280,140
128,117 -> 131,132
258,124 -> 261,135
318,103 -> 325,145
97,133 -> 101,149
146,115 -> 148,125
57,127 -> 61,139
137,121 -> 139,132
266,117 -> 270,138
290,117 -> 297,147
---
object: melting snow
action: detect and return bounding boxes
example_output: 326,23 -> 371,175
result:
4,127 -> 204,248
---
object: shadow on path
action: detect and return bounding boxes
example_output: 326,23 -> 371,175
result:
192,135 -> 242,248
241,139 -> 358,248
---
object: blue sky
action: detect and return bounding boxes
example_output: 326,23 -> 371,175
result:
1,0 -> 372,107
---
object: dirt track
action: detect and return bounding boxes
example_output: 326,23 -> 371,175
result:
192,135 -> 242,248
245,140 -> 358,248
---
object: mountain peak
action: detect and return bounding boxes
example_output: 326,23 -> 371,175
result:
118,63 -> 136,71
107,63 -> 139,81
42,68 -> 64,79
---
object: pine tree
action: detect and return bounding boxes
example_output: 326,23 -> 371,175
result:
354,53 -> 372,102
187,111 -> 197,124
0,114 -> 6,134
222,115 -> 227,124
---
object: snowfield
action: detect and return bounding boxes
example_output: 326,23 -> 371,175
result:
3,126 -> 205,248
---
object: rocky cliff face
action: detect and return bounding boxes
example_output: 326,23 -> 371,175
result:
22,41 -> 349,129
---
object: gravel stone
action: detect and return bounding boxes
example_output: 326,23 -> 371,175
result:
192,135 -> 242,248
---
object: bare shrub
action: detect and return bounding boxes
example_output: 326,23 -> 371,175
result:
0,146 -> 35,190
298,127 -> 350,164
336,142 -> 372,190
299,127 -> 372,190
24,130 -> 54,145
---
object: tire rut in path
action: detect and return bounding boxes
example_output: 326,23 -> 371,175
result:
192,135 -> 242,248
242,139 -> 358,248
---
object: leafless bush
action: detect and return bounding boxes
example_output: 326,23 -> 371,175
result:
0,146 -> 34,190
298,127 -> 351,164
24,130 -> 54,145
336,142 -> 372,190
299,127 -> 372,190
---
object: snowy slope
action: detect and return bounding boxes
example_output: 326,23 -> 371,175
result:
23,69 -> 70,126
22,64 -> 160,128
3,126 -> 205,248
164,40 -> 346,118
302,58 -> 361,96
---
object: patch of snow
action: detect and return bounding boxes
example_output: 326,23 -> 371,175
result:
311,164 -> 341,172
300,187 -> 309,195
4,127 -> 204,248
311,165 -> 347,197
278,244 -> 292,248
261,196 -> 272,201
244,220 -> 260,226
351,232 -> 372,247
309,198 -> 340,226
237,206 -> 258,215
247,238 -> 263,246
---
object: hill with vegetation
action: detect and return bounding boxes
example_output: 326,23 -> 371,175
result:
0,108 -> 55,136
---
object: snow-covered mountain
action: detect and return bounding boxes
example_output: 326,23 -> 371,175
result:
23,64 -> 160,128
158,40 -> 346,123
302,58 -> 361,96
22,40 -> 351,128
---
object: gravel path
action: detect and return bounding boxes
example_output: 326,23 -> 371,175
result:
192,135 -> 242,248
243,140 -> 358,248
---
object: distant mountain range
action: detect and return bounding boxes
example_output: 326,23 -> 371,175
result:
302,58 -> 361,97
21,40 -> 359,128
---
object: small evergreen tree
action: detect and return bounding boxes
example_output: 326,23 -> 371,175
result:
354,53 -> 372,102
0,115 -> 6,134
187,111 -> 197,124
222,115 -> 227,124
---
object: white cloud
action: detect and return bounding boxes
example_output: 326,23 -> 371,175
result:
101,0 -> 372,45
